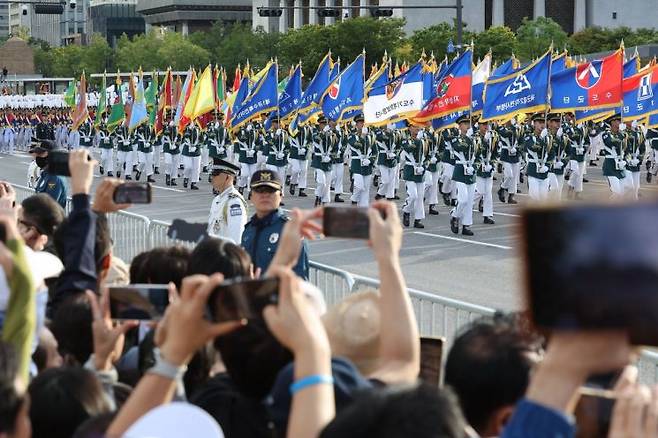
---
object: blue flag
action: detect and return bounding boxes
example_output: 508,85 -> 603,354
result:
482,50 -> 551,122
298,53 -> 332,114
648,112 -> 658,128
491,56 -> 520,78
321,54 -> 365,123
431,110 -> 467,130
624,55 -> 640,78
278,64 -> 302,121
128,73 -> 148,132
231,63 -> 278,131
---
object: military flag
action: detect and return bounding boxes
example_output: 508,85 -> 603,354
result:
482,48 -> 552,122
94,72 -> 107,129
179,65 -> 215,133
64,80 -> 76,108
278,63 -> 302,122
321,53 -> 365,123
106,74 -> 125,132
128,70 -> 148,132
471,53 -> 491,115
174,68 -> 195,129
364,61 -> 424,126
70,72 -> 89,131
230,62 -> 278,131
298,52 -> 333,114
622,64 -> 658,121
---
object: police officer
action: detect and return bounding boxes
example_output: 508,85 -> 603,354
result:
241,169 -> 309,280
30,139 -> 67,209
207,158 -> 248,243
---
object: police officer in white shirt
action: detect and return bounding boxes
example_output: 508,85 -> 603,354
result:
207,157 -> 248,244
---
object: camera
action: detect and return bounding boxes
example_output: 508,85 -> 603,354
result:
69,0 -> 76,9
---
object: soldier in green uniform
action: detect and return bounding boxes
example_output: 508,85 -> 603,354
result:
546,113 -> 569,200
600,113 -> 628,199
205,113 -> 229,184
647,127 -> 658,183
136,124 -> 155,182
523,114 -> 551,202
263,118 -> 289,204
449,115 -> 477,236
624,120 -> 646,199
311,116 -> 335,206
163,122 -> 181,186
181,125 -> 201,190
400,124 -> 427,228
473,120 -> 498,225
425,127 -> 441,215
496,119 -> 521,204
116,125 -> 133,180
439,127 -> 458,206
236,123 -> 261,197
289,122 -> 312,197
347,114 -> 376,206
97,122 -> 115,177
565,113 -> 588,199
329,119 -> 347,202
374,125 -> 399,201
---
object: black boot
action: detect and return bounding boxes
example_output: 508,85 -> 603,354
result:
147,176 -> 155,183
403,212 -> 410,227
116,171 -> 121,178
647,173 -> 653,184
484,216 -> 495,225
166,175 -> 171,186
125,175 -> 132,180
334,194 -> 344,203
450,216 -> 459,234
208,174 -> 212,183
583,178 -> 589,182
428,204 -> 439,215
413,219 -> 424,229
285,175 -> 291,185
100,166 -> 104,175
314,196 -> 320,207
393,191 -> 400,200
289,184 -> 296,196
154,167 -> 160,175
202,166 -> 208,173
135,171 -> 141,181
374,193 -> 384,200
183,178 -> 189,188
442,193 -> 451,206
589,160 -> 597,167
190,183 -> 199,190
498,187 -> 506,203
507,194 -> 518,204
478,198 -> 483,212
107,171 -> 114,177
519,173 -> 524,183
461,225 -> 474,236
646,161 -> 652,171
299,188 -> 308,197
170,178 -> 177,186
451,199 -> 457,207
349,179 -> 354,193
373,175 -> 379,187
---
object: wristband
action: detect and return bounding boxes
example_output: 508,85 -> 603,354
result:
290,374 -> 334,395
147,348 -> 188,381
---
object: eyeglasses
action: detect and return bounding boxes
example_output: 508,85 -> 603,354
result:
251,186 -> 278,194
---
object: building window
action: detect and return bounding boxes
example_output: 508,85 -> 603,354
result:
504,0 -> 533,31
546,0 -> 573,33
485,0 -> 492,29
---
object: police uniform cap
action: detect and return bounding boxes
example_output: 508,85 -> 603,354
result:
211,158 -> 240,177
317,115 -> 327,124
531,113 -> 546,122
547,113 -> 561,122
456,114 -> 470,125
606,113 -> 622,123
354,114 -> 365,123
29,139 -> 56,154
250,169 -> 282,190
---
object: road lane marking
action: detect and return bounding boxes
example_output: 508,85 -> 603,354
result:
412,231 -> 513,250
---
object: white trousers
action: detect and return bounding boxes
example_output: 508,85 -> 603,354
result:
117,151 -> 133,177
403,181 -> 426,220
138,151 -> 154,176
425,170 -> 440,205
453,182 -> 475,226
440,163 -> 456,198
377,165 -> 396,199
315,169 -> 331,203
528,176 -> 549,202
474,176 -> 494,217
201,146 -> 210,169
153,145 -> 162,169
266,164 -> 287,196
240,163 -> 258,192
183,156 -> 201,183
624,170 -> 640,199
501,162 -> 520,194
607,175 -> 627,199
100,149 -> 115,173
568,160 -> 586,193
351,174 -> 372,207
332,163 -> 345,194
290,159 -> 308,189
164,153 -> 181,177
547,172 -> 565,200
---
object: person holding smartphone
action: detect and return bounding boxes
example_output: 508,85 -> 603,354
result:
241,169 -> 309,280
30,140 -> 67,209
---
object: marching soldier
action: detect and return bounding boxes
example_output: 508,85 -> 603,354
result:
496,119 -> 520,204
374,125 -> 399,201
440,127 -> 458,206
601,114 -> 629,199
264,119 -> 290,192
163,122 -> 181,186
207,158 -> 248,243
546,113 -> 569,200
565,114 -> 588,200
311,116 -> 334,206
473,120 -> 498,224
181,125 -> 201,190
79,121 -> 94,149
97,122 -> 115,177
236,123 -> 261,197
624,120 -> 646,199
523,114 -> 551,202
116,124 -> 133,180
449,115 -> 477,236
647,127 -> 658,183
425,127 -> 441,215
289,121 -> 312,197
206,113 -> 229,184
329,119 -> 347,202
401,124 -> 427,228
136,124 -> 155,182
347,115 -> 376,206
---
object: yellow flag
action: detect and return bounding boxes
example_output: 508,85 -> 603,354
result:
182,65 -> 215,122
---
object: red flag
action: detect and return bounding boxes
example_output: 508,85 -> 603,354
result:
232,65 -> 242,93
71,73 -> 89,130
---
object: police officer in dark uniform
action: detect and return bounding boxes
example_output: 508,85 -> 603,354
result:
240,169 -> 309,280
35,111 -> 55,141
30,139 -> 67,209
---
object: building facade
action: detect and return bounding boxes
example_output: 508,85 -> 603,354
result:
0,4 -> 9,38
254,0 -> 658,35
89,0 -> 146,47
136,0 -> 252,35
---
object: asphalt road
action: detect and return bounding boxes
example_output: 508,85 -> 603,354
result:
3,149 -> 657,311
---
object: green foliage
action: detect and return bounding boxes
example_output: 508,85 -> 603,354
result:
156,32 -> 211,70
516,16 -> 568,61
569,26 -> 658,55
474,26 -> 517,64
408,22 -> 476,61
115,31 -> 164,71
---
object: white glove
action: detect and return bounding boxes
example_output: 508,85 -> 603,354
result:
484,131 -> 492,141
276,128 -> 282,136
466,128 -> 473,137
510,118 -> 517,126
619,123 -> 626,131
541,128 -> 548,139
416,131 -> 424,140
246,124 -> 253,132
323,125 -> 330,132
361,127 -> 369,135
632,120 -> 638,129
557,127 -> 563,137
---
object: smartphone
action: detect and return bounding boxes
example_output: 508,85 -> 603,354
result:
167,219 -> 208,243
574,391 -> 616,438
419,337 -> 445,387
522,200 -> 658,345
108,284 -> 170,321
113,182 -> 152,204
208,277 -> 279,323
48,150 -> 71,176
323,206 -> 375,239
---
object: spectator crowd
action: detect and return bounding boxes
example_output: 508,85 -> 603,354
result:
1,147 -> 657,438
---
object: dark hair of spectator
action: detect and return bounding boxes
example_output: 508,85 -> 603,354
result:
28,367 -> 113,438
187,238 -> 251,279
50,294 -> 93,366
320,384 -> 466,438
129,250 -> 151,284
21,194 -> 65,236
0,342 -> 23,435
71,412 -> 116,438
444,312 -> 544,434
54,213 -> 111,274
142,246 -> 191,288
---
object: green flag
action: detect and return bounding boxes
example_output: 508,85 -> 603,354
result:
94,73 -> 107,129
216,66 -> 225,104
64,80 -> 76,107
146,71 -> 158,128
106,74 -> 125,132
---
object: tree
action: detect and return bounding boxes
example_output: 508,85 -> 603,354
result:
81,34 -> 113,73
568,26 -> 614,55
330,17 -> 406,68
408,22 -> 476,62
115,31 -> 165,71
474,25 -> 517,64
516,17 -> 567,61
277,24 -> 334,74
156,32 -> 211,70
